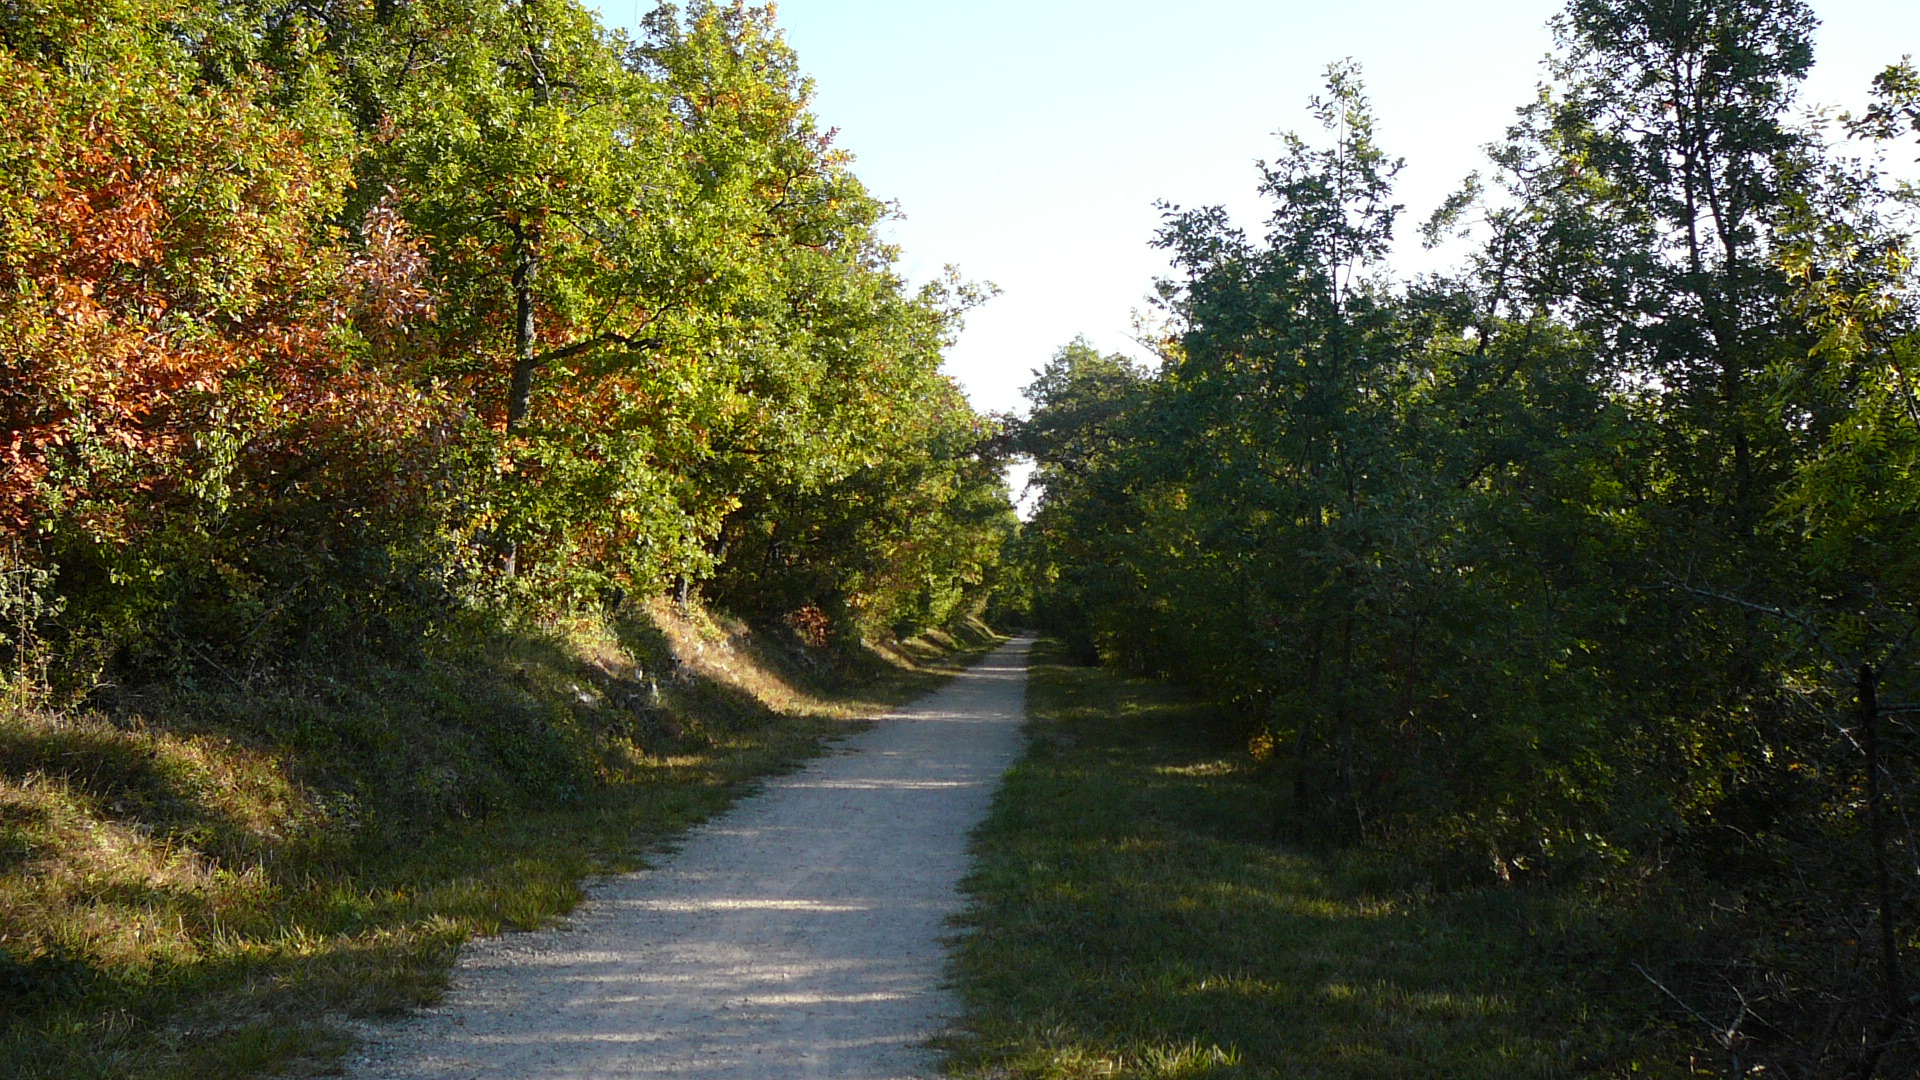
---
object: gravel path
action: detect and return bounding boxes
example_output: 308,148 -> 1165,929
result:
345,635 -> 1034,1080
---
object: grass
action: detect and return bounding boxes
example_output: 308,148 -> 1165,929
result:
0,598 -> 999,1080
941,641 -> 1687,1080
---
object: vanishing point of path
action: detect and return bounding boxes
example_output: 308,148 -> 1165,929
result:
347,635 -> 1036,1080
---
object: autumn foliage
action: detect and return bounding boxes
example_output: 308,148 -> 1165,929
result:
0,0 -> 1011,677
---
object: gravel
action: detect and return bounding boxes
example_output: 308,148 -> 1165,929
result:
343,635 -> 1035,1080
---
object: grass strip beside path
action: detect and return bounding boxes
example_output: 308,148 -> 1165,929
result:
942,641 -> 1676,1079
2,607 -> 999,1080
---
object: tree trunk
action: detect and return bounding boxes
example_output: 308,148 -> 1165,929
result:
499,225 -> 541,577
1853,664 -> 1907,1079
507,227 -> 540,432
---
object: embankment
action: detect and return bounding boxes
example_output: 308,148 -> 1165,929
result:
0,598 -> 998,1080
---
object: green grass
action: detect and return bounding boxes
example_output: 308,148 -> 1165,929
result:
942,641 -> 1684,1080
0,600 -> 1000,1080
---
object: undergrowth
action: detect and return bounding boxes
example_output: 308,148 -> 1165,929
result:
0,597 -> 998,1080
941,641 -> 1690,1079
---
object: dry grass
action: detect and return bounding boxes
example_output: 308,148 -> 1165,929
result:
0,599 -> 999,1080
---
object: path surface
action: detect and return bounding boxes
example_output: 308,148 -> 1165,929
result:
346,636 -> 1034,1080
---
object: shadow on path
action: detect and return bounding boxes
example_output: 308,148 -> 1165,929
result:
347,636 -> 1035,1080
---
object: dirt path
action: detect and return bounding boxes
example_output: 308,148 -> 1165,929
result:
345,635 -> 1034,1080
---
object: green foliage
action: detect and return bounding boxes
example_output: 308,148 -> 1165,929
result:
0,0 -> 1010,676
1010,9 -> 1920,1074
0,2 -> 1014,1069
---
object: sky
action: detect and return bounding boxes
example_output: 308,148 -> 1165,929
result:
601,1 -> 1920,419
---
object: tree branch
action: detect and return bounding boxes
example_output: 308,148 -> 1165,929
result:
532,330 -> 660,368
1665,581 -> 1851,675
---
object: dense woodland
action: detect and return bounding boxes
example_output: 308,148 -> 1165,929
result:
1009,0 -> 1920,1074
13,0 -> 1920,1076
0,2 -> 1014,1071
0,0 -> 1013,690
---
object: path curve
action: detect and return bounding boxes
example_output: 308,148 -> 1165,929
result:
346,635 -> 1034,1080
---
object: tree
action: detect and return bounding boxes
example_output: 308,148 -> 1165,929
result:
0,0 -> 455,667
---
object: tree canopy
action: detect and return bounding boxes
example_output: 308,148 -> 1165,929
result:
1010,4 -> 1920,1073
0,0 -> 1013,681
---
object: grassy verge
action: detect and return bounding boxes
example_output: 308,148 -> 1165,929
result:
0,599 -> 999,1080
941,641 -> 1683,1080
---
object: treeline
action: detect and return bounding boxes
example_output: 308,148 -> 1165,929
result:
1,0 -> 1010,693
1009,1 -> 1920,1075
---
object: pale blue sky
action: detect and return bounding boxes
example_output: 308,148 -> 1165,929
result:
603,1 -> 1920,416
